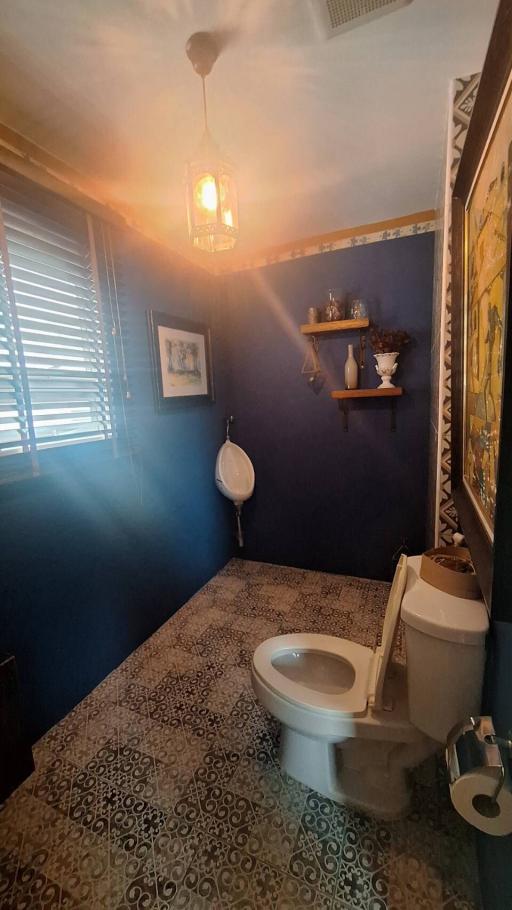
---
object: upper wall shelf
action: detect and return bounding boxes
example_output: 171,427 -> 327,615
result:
300,318 -> 369,335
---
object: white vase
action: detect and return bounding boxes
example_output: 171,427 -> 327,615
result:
345,344 -> 358,390
374,352 -> 399,388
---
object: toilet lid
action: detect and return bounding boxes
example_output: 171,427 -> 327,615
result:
252,633 -> 374,716
370,554 -> 408,709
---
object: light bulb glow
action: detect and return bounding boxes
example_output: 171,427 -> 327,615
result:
195,174 -> 218,213
186,151 -> 239,252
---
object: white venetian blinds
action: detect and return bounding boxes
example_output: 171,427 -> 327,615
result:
0,172 -> 113,469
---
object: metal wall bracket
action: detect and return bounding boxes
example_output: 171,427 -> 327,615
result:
338,400 -> 349,432
359,329 -> 367,369
338,396 -> 398,432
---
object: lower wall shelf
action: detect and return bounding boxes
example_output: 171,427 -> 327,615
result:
330,387 -> 404,430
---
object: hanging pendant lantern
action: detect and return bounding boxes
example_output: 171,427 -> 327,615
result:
185,32 -> 239,253
186,129 -> 239,252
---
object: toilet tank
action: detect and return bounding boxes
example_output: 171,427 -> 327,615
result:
401,556 -> 488,744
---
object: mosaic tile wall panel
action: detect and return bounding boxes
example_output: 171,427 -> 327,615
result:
427,116 -> 450,548
0,559 -> 480,909
429,74 -> 480,546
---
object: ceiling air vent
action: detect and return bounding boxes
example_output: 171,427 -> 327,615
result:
310,0 -> 413,38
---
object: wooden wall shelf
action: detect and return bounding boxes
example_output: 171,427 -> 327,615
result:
331,387 -> 404,430
331,387 -> 403,400
300,318 -> 369,335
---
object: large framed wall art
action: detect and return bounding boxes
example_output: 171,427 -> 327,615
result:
452,0 -> 512,608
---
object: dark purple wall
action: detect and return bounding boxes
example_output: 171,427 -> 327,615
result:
223,232 -> 435,580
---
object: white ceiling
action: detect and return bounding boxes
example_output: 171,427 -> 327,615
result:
0,0 -> 499,259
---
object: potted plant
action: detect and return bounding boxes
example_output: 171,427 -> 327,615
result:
369,326 -> 411,388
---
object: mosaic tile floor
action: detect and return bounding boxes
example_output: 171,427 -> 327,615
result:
0,559 -> 480,910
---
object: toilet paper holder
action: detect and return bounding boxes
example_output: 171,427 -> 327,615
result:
446,716 -> 511,817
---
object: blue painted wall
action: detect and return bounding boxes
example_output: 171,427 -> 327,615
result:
0,228 -> 435,743
0,228 -> 233,743
223,232 -> 434,580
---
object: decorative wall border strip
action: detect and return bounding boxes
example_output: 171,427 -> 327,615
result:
220,210 -> 438,274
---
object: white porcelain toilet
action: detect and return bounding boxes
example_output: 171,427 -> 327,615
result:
251,554 -> 489,818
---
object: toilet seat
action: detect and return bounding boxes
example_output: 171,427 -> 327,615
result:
252,554 -> 409,723
252,633 -> 374,716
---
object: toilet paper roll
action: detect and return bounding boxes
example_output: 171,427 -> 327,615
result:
450,771 -> 512,836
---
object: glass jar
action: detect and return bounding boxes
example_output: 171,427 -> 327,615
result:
324,288 -> 344,322
349,298 -> 368,320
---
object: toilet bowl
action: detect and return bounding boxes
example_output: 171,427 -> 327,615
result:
251,554 -> 488,818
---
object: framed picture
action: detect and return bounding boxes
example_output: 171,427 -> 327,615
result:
148,310 -> 214,409
452,0 -> 512,607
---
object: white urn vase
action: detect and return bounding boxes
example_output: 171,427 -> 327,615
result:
374,351 -> 399,388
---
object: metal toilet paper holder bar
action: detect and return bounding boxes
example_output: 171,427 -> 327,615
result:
446,716 -> 511,814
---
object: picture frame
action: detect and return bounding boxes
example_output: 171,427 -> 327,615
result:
147,310 -> 214,410
452,0 -> 512,608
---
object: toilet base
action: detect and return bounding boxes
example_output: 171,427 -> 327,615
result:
279,725 -> 436,819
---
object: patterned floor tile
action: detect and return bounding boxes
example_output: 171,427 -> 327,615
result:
195,784 -> 260,851
334,857 -> 389,908
0,558 -> 481,909
300,791 -> 348,842
245,802 -> 302,871
276,870 -> 332,908
288,824 -> 342,899
9,867 -> 78,909
0,847 -> 21,909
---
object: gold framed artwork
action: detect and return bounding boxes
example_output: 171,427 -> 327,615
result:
452,0 -> 512,607
463,85 -> 511,540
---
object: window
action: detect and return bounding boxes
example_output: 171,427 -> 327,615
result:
0,172 -> 115,476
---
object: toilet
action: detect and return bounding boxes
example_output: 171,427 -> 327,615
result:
251,554 -> 488,818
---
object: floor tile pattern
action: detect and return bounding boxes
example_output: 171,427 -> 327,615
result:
0,559 -> 481,909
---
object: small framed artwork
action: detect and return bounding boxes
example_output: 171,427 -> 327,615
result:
452,0 -> 512,607
148,310 -> 214,409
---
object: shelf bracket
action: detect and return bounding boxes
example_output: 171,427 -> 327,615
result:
337,393 -> 399,432
359,329 -> 367,370
338,400 -> 349,432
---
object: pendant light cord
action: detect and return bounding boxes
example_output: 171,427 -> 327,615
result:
201,77 -> 208,132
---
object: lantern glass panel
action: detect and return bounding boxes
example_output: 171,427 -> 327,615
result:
219,172 -> 238,229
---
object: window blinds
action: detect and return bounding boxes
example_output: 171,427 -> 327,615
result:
0,173 -> 113,468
